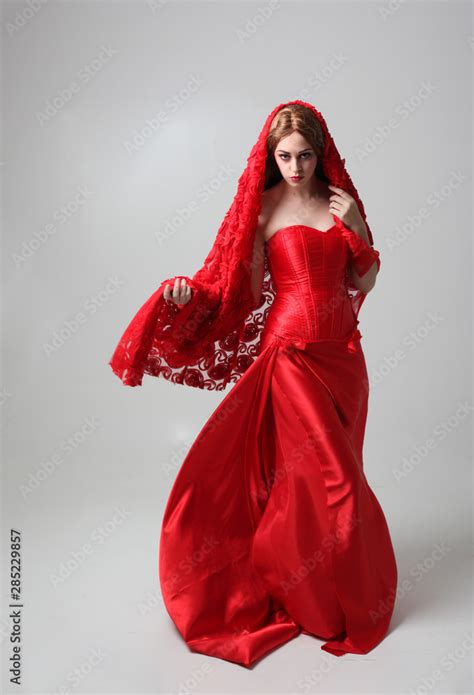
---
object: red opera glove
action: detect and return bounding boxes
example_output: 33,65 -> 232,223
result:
340,226 -> 381,277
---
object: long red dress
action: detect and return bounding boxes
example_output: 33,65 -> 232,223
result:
158,222 -> 398,667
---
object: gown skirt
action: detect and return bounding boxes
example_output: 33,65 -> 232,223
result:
158,227 -> 398,667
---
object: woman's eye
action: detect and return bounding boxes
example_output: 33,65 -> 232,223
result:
279,153 -> 311,161
279,153 -> 312,162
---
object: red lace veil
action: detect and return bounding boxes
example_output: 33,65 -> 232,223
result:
109,99 -> 375,391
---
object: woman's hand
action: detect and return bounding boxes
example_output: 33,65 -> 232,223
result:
163,277 -> 193,307
328,185 -> 369,242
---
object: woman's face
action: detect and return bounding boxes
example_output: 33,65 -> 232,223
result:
274,131 -> 318,187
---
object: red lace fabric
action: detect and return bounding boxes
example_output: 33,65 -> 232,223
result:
109,100 -> 380,391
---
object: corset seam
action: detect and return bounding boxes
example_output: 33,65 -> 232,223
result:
301,228 -> 318,338
328,234 -> 335,337
282,232 -> 307,337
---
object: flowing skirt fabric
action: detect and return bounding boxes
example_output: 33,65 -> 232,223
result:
158,332 -> 397,667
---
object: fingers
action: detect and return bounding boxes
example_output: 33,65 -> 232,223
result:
163,278 -> 192,306
174,278 -> 191,305
329,192 -> 347,206
328,185 -> 355,209
180,281 -> 192,305
328,184 -> 348,199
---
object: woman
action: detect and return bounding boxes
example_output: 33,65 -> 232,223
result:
109,100 -> 398,667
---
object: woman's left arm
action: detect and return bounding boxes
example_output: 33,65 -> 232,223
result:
328,184 -> 381,294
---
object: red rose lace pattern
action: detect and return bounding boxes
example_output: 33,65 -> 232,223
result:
109,237 -> 375,392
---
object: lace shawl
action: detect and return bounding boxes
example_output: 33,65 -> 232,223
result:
109,99 -> 379,391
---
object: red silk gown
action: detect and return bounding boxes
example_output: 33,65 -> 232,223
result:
158,224 -> 397,667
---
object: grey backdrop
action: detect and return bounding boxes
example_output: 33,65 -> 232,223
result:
2,0 -> 472,693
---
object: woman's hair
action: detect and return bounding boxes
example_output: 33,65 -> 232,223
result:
264,103 -> 327,190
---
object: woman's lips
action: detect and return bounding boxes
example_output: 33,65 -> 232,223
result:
290,176 -> 303,182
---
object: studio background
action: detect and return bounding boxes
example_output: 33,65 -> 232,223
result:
2,0 -> 472,693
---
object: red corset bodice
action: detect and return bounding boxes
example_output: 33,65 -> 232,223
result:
260,225 -> 360,351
